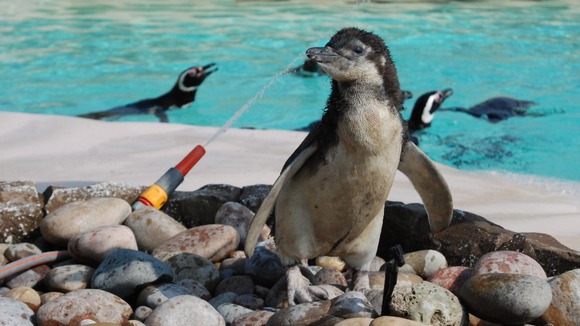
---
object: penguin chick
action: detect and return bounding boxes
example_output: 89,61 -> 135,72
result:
245,27 -> 453,305
408,88 -> 453,145
78,63 -> 217,122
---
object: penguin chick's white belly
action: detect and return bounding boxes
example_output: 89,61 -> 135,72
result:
275,105 -> 403,266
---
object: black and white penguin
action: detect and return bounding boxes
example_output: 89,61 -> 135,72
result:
440,97 -> 537,122
245,27 -> 452,305
78,63 -> 217,122
407,88 -> 454,145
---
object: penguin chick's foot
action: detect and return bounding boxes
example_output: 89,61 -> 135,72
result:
351,269 -> 370,293
287,264 -> 330,305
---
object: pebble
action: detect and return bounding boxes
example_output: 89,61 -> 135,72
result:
152,224 -> 240,262
329,291 -> 378,319
335,317 -> 373,326
209,291 -> 239,309
370,316 -> 424,325
216,303 -> 254,324
389,281 -> 466,326
215,275 -> 255,296
0,297 -> 35,326
215,201 -> 255,246
4,286 -> 42,312
472,250 -> 547,278
39,291 -> 64,304
144,295 -> 225,326
233,293 -> 265,310
124,207 -> 187,251
68,225 -> 138,264
427,266 -> 474,296
244,240 -> 285,287
6,265 -> 51,289
133,306 -> 153,321
537,268 -> 580,326
460,273 -> 552,325
266,300 -> 332,326
314,266 -> 348,289
4,242 -> 42,261
44,264 -> 95,292
136,283 -> 193,309
39,197 -> 131,246
400,249 -> 448,279
36,289 -> 132,325
91,249 -> 175,298
163,252 -> 220,292
231,310 -> 274,326
174,278 -> 212,300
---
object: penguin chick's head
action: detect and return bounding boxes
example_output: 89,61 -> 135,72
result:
177,63 -> 218,93
409,88 -> 453,131
306,27 -> 401,108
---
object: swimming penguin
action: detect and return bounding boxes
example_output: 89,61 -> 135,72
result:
407,88 -> 454,145
440,96 -> 537,122
245,27 -> 452,305
78,63 -> 217,122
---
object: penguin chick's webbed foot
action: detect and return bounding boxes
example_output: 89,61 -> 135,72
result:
286,264 -> 331,305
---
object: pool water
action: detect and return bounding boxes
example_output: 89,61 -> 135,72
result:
1,0 -> 579,182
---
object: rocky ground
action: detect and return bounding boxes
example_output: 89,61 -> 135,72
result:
1,180 -> 579,325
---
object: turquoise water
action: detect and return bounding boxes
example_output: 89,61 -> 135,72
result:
1,0 -> 579,181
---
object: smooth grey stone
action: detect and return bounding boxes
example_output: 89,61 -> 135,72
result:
145,295 -> 225,326
164,252 -> 220,292
216,303 -> 253,324
329,291 -> 377,319
137,283 -> 193,309
0,297 -> 34,326
124,207 -> 186,251
68,225 -> 138,264
44,264 -> 95,292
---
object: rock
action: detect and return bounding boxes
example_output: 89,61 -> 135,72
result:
233,293 -> 265,310
3,286 -> 42,312
389,281 -> 466,326
334,317 -> 373,326
136,283 -> 193,309
316,256 -> 347,272
245,240 -> 285,287
238,184 -> 270,213
400,249 -> 447,279
40,292 -> 64,304
144,295 -> 225,326
0,297 -> 35,326
40,197 -> 131,246
4,242 -> 42,261
427,266 -> 474,296
163,253 -> 220,292
91,249 -> 174,298
174,278 -> 211,300
215,275 -> 255,296
209,292 -> 238,309
36,289 -> 132,325
42,182 -> 142,214
370,316 -> 424,325
0,181 -> 43,244
266,300 -> 332,326
44,264 -> 95,292
460,273 -> 552,325
472,250 -> 547,278
329,291 -> 377,319
216,303 -> 254,325
215,201 -> 255,246
133,306 -> 153,321
160,184 -> 241,228
152,224 -> 239,262
536,268 -> 580,326
5,265 -> 51,289
231,310 -> 274,326
314,267 -> 348,289
124,207 -> 187,251
68,225 -> 138,264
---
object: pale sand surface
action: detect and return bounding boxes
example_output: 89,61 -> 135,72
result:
1,112 -> 579,250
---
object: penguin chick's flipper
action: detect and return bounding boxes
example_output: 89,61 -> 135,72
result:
398,141 -> 453,232
244,143 -> 318,258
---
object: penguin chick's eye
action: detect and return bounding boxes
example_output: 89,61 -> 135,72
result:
353,46 -> 364,55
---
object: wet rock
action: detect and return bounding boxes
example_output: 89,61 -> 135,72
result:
472,250 -> 547,278
124,207 -> 187,251
231,309 -> 274,326
152,224 -> 239,262
163,252 -> 220,292
400,249 -> 447,279
389,281 -> 466,326
5,265 -> 51,289
144,295 -> 225,326
44,264 -> 95,292
266,300 -> 331,326
460,273 -> 552,325
0,181 -> 43,244
216,303 -> 254,324
40,197 -> 131,246
91,249 -> 174,298
36,289 -> 132,325
3,286 -> 41,312
329,291 -> 377,319
0,296 -> 35,326
245,240 -> 284,287
136,283 -> 193,309
68,225 -> 138,264
536,268 -> 580,326
215,275 -> 255,296
427,266 -> 474,296
4,242 -> 42,261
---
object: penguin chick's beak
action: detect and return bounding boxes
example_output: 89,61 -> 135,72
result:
306,47 -> 341,64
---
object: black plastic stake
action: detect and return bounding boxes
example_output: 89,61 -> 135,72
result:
381,244 -> 405,316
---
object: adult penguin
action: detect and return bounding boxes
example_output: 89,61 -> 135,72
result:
78,63 -> 217,122
245,27 -> 452,305
440,96 -> 537,122
407,88 -> 454,145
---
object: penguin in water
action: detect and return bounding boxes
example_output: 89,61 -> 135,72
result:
78,63 -> 217,122
407,88 -> 454,145
245,27 -> 452,305
440,96 -> 537,122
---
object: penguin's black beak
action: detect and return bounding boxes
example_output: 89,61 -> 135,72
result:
306,47 -> 340,64
401,90 -> 413,101
441,88 -> 453,100
201,63 -> 218,77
